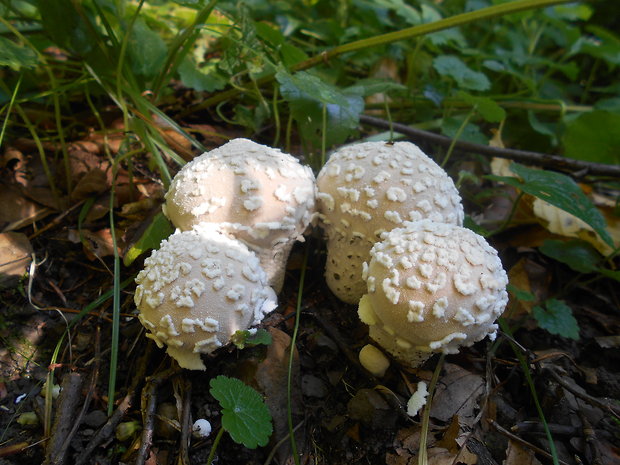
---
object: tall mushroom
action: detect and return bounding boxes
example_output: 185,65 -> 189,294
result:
134,224 -> 277,370
358,220 -> 508,367
163,138 -> 316,292
316,141 -> 463,304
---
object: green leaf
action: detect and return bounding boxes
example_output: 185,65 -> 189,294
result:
276,69 -> 364,149
507,283 -> 536,302
489,163 -> 613,248
279,43 -> 309,68
458,91 -> 506,123
123,212 -> 174,266
539,239 -> 601,273
37,0 -> 94,56
210,376 -> 272,449
127,19 -> 168,78
231,328 -> 273,349
348,79 -> 407,97
433,55 -> 490,91
563,111 -> 620,165
532,299 -> 579,340
178,57 -> 227,92
0,38 -> 38,71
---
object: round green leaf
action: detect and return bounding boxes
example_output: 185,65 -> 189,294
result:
532,299 -> 579,340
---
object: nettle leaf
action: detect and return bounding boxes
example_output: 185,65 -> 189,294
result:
489,163 -> 613,248
123,212 -> 174,266
458,91 -> 506,123
127,19 -> 168,79
563,110 -> 620,165
539,239 -> 601,273
433,55 -> 490,91
210,376 -> 272,449
533,299 -> 579,340
0,37 -> 38,71
276,69 -> 364,148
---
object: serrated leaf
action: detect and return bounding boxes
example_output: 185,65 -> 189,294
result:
533,299 -> 579,340
0,38 -> 38,71
458,91 -> 506,123
433,55 -> 490,91
563,110 -> 620,165
210,375 -> 272,449
123,212 -> 174,266
539,239 -> 601,273
489,163 -> 613,248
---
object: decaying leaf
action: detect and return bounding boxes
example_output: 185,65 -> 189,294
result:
0,232 -> 33,288
504,440 -> 543,465
431,363 -> 485,427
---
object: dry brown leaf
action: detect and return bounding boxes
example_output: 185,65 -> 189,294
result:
0,183 -> 50,231
430,363 -> 484,427
504,440 -> 543,465
0,232 -> 33,288
79,228 -> 119,260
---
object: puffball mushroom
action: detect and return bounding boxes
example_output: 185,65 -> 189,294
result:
134,224 -> 277,370
358,220 -> 508,367
163,138 -> 316,293
316,141 -> 464,304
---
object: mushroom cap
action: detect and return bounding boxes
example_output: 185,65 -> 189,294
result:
163,138 -> 316,291
316,141 -> 463,242
316,141 -> 464,303
134,224 -> 277,370
358,344 -> 390,377
164,138 -> 316,250
358,220 -> 508,365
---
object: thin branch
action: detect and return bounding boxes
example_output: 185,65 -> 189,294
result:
359,114 -> 620,178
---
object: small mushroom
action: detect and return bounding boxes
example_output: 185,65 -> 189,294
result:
316,141 -> 463,304
163,138 -> 316,292
358,220 -> 508,367
134,224 -> 277,370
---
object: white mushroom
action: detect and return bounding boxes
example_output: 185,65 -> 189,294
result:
163,138 -> 316,292
134,224 -> 277,370
316,141 -> 464,304
358,220 -> 508,367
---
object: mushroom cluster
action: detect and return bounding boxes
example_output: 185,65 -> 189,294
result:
358,220 -> 509,368
135,138 -> 315,370
316,141 -> 464,304
163,138 -> 316,292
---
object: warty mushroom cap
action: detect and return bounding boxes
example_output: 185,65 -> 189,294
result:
316,141 -> 464,304
134,224 -> 277,370
163,138 -> 316,292
358,220 -> 508,367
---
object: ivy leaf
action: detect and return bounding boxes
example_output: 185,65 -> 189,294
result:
210,376 -> 272,449
563,110 -> 620,165
488,163 -> 613,249
539,239 -> 601,273
532,299 -> 579,340
433,55 -> 490,91
0,38 -> 38,71
123,212 -> 174,266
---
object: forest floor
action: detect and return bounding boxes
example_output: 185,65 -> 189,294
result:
1,112 -> 619,465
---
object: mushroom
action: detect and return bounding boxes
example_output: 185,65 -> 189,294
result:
163,138 -> 316,292
358,220 -> 508,367
358,344 -> 390,377
134,224 -> 277,370
316,141 -> 464,304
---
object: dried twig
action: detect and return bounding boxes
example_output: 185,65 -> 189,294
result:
43,372 -> 83,465
359,114 -> 620,178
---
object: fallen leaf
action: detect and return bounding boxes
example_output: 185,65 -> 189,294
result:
0,232 -> 33,288
504,440 -> 543,465
430,363 -> 484,427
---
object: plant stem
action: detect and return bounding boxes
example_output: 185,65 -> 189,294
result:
287,245 -> 309,465
418,354 -> 445,465
206,427 -> 225,465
